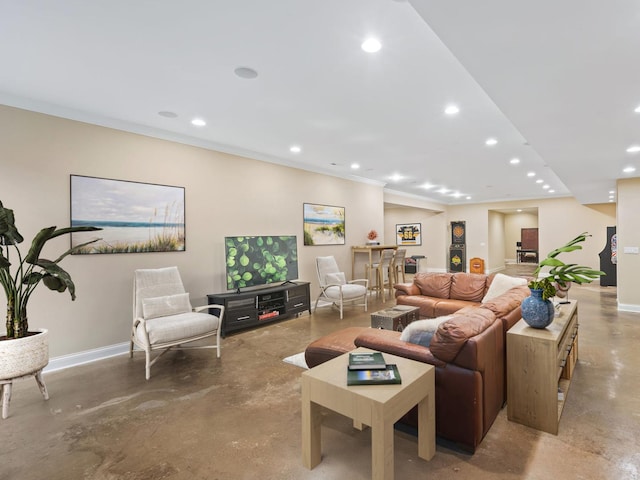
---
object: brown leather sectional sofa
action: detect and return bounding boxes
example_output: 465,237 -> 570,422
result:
394,272 -> 491,317
305,272 -> 530,452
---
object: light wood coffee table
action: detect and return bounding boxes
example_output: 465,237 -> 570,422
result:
301,347 -> 435,480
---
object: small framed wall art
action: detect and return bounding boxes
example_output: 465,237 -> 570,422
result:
396,223 -> 422,246
303,203 -> 345,245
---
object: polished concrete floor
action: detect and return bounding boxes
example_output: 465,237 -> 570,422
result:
2,268 -> 639,480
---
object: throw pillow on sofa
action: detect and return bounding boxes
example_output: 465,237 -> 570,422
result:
481,273 -> 527,302
400,315 -> 453,347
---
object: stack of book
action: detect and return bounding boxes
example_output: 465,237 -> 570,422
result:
346,352 -> 401,385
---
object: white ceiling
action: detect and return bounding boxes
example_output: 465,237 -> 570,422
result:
1,0 -> 638,205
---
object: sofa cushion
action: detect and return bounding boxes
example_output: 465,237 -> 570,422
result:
305,327 -> 369,368
481,285 -> 530,319
414,273 -> 452,299
400,315 -> 453,347
429,307 -> 496,362
450,273 -> 487,302
481,273 -> 527,302
396,295 -> 439,318
137,311 -> 218,345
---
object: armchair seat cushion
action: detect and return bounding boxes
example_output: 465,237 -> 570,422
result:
137,312 -> 220,346
324,283 -> 367,300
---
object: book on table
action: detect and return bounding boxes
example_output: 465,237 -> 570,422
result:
348,351 -> 386,370
347,364 -> 402,385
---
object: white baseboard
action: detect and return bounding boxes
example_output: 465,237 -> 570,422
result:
487,266 -> 506,274
617,303 -> 640,313
44,342 -> 130,374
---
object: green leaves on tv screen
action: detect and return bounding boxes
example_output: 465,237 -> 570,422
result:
225,236 -> 298,290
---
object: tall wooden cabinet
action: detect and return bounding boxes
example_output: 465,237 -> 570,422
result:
507,300 -> 579,434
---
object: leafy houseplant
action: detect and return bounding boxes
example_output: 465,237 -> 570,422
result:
0,200 -> 101,339
529,232 -> 605,300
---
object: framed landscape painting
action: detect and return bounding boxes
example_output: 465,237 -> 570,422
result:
303,203 -> 345,245
396,223 -> 422,246
70,175 -> 185,254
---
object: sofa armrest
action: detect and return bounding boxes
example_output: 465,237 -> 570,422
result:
354,329 -> 447,368
394,282 -> 420,296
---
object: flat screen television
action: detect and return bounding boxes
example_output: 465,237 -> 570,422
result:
225,235 -> 299,291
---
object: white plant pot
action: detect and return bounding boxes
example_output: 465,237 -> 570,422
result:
0,328 -> 49,380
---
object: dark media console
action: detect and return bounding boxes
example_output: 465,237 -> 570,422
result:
207,281 -> 311,337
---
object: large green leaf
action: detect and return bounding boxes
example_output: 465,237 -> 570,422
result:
0,201 -> 24,245
24,226 -> 56,264
35,259 -> 76,299
25,225 -> 101,265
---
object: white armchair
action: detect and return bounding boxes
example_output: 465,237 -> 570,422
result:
313,256 -> 368,319
131,266 -> 225,380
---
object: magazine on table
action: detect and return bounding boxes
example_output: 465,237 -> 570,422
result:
347,364 -> 402,385
348,351 -> 386,370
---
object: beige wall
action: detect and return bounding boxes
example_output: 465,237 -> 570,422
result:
504,212 -> 538,262
616,178 -> 640,310
0,105 -> 630,362
487,211 -> 505,272
449,198 -> 615,274
383,195 -> 447,271
0,105 -> 383,357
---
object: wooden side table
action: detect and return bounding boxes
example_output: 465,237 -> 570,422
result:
301,347 -> 435,480
507,300 -> 579,434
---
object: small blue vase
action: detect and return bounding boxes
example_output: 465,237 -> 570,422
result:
521,288 -> 555,329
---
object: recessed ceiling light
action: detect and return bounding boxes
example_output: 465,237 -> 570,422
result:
361,38 -> 382,53
158,111 -> 178,118
548,189 -> 555,193
536,179 -> 544,184
517,209 -> 523,212
420,183 -> 435,190
234,67 -> 258,79
438,187 -> 449,194
351,163 -> 360,170
626,145 -> 640,153
289,145 -> 302,154
609,199 -> 615,202
510,158 -> 520,165
444,105 -> 459,115
609,190 -> 615,194
452,192 -> 462,198
635,105 -> 640,113
390,173 -> 403,182
485,138 -> 498,146
527,171 -> 536,177
609,195 -> 615,199
466,196 -> 472,200
623,166 -> 636,173
543,184 -> 550,189
191,118 -> 206,127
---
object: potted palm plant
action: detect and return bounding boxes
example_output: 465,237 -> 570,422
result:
522,232 -> 604,328
0,200 -> 100,417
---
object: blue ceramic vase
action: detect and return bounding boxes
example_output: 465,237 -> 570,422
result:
521,288 -> 555,329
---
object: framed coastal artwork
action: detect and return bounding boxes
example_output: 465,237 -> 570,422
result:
70,175 -> 185,254
396,223 -> 422,246
303,203 -> 345,245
